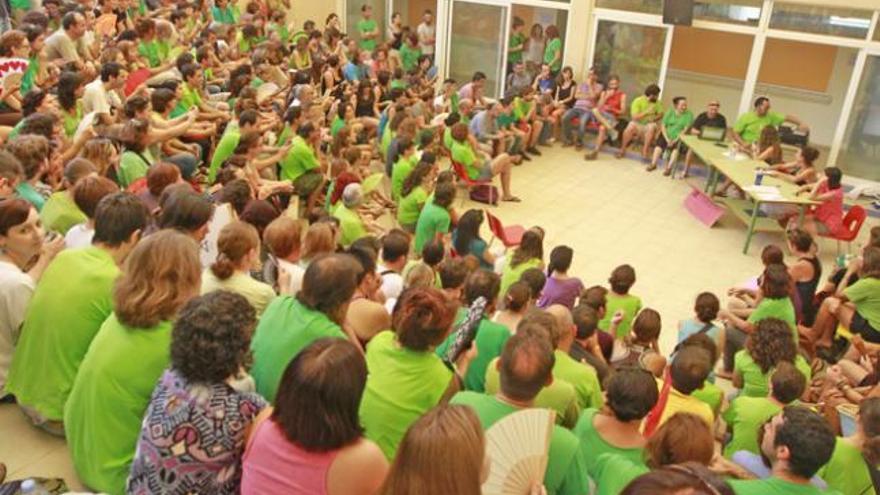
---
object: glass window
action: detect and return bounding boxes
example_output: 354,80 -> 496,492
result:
839,56 -> 880,181
509,5 -> 569,82
448,1 -> 507,99
693,0 -> 762,26
769,3 -> 872,39
594,0 -> 661,15
593,21 -> 667,103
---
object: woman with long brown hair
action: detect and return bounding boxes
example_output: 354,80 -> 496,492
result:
64,229 -> 202,495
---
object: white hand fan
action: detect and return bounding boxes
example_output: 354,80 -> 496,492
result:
482,408 -> 555,495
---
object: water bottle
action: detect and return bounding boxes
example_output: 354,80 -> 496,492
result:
754,168 -> 764,186
19,479 -> 49,495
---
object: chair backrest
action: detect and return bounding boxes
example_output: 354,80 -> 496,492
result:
843,205 -> 867,236
484,209 -> 507,242
451,161 -> 468,181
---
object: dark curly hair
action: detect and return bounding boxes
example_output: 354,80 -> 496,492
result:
170,290 -> 256,384
746,318 -> 797,374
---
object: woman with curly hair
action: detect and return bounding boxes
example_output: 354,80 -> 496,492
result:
733,318 -> 811,398
128,291 -> 268,494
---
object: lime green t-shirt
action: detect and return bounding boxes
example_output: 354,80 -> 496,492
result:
733,110 -> 786,144
211,4 -> 237,24
747,296 -> 797,341
734,350 -> 812,398
574,408 -> 645,479
554,350 -> 603,411
817,437 -> 876,495
138,40 -> 161,68
280,136 -> 320,182
544,37 -> 563,72
513,97 -> 534,122
436,310 -> 511,392
63,315 -> 172,495
208,127 -> 241,182
443,127 -> 454,150
630,95 -> 664,125
399,43 -> 421,73
250,297 -> 346,402
450,391 -> 591,495
599,293 -> 643,339
450,140 -> 481,180
357,18 -> 378,52
170,82 -> 202,118
330,115 -> 345,137
500,257 -> 542,298
662,108 -> 695,141
61,102 -> 83,138
591,452 -> 648,495
397,185 -> 428,227
7,247 -> 118,421
390,154 -> 417,202
692,380 -> 724,417
484,356 -> 581,428
729,477 -> 840,495
413,200 -> 451,254
722,396 -> 783,458
508,32 -> 527,64
118,149 -> 154,189
359,330 -> 453,459
333,203 -> 368,248
40,191 -> 86,234
845,277 -> 880,331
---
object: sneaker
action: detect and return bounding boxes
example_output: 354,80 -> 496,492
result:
527,147 -> 542,156
609,128 -> 619,142
584,150 -> 598,160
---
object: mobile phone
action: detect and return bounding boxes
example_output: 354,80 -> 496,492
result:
443,296 -> 487,369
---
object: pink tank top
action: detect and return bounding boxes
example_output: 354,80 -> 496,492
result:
241,419 -> 341,495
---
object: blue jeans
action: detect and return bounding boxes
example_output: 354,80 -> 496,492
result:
561,107 -> 595,144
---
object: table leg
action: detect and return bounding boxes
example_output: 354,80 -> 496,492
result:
704,165 -> 716,193
743,200 -> 761,254
797,204 -> 806,227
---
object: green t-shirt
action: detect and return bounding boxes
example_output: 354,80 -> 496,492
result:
333,203 -> 368,248
734,350 -> 811,398
381,128 -> 395,156
276,124 -> 293,146
845,277 -> 880,331
748,296 -> 797,341
357,18 -> 378,52
574,409 -> 645,479
514,97 -> 535,122
61,102 -> 83,138
450,140 -> 481,180
500,257 -> 542,298
7,247 -> 118,421
508,32 -> 527,64
722,396 -> 782,458
360,330 -> 453,459
729,477 -> 839,495
591,452 -> 647,495
443,127 -> 454,150
413,200 -> 451,254
15,182 -> 45,211
20,55 -> 38,94
211,4 -> 237,24
450,392 -> 590,495
662,108 -> 695,141
170,82 -> 202,118
138,40 -> 161,68
484,356 -> 581,428
390,154 -> 417,202
818,437 -> 876,495
544,37 -> 563,72
63,315 -> 172,495
40,191 -> 87,234
599,293 -> 643,339
330,115 -> 345,137
554,350 -> 603,411
397,185 -> 428,227
436,310 -> 511,392
208,127 -> 241,183
692,380 -> 724,417
399,44 -> 422,73
280,136 -> 320,182
250,297 -> 346,402
118,149 -> 154,189
630,95 -> 664,125
733,110 -> 786,144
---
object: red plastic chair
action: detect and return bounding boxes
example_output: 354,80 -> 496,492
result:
820,205 -> 867,254
484,209 -> 525,248
451,161 -> 494,207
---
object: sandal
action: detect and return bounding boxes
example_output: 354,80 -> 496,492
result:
502,196 -> 522,203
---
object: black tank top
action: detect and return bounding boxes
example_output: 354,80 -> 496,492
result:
796,255 -> 823,326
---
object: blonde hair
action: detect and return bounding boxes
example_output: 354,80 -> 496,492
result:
81,138 -> 117,177
302,222 -> 336,261
114,229 -> 202,328
404,262 -> 435,289
381,404 -> 485,495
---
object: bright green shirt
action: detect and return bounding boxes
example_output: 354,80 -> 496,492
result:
360,331 -> 453,459
500,257 -> 542,298
170,82 -> 202,118
734,350 -> 812,398
390,154 -> 417,202
450,392 -> 590,495
722,396 -> 783,458
845,277 -> 880,331
692,380 -> 724,417
592,453 -> 648,495
574,409 -> 645,479
662,108 -> 695,141
436,310 -> 511,392
729,477 -> 840,495
61,102 -> 83,138
508,32 -> 527,64
357,18 -> 378,52
118,149 -> 154,189
40,191 -> 86,234
208,127 -> 240,182
400,44 -> 421,73
63,315 -> 172,495
333,203 -> 368,248
443,127 -> 454,150
733,110 -> 786,144
630,95 -> 664,125
553,350 -> 603,411
250,297 -> 345,402
330,115 -> 345,137
7,247 -> 118,421
484,356 -> 581,428
599,293 -> 643,339
381,128 -> 394,156
544,37 -> 562,72
20,55 -> 38,94
137,40 -> 161,68
397,185 -> 428,227
818,437 -> 876,495
211,4 -> 237,24
279,136 -> 320,182
748,296 -> 797,341
513,97 -> 534,122
413,201 -> 451,254
450,140 -> 481,180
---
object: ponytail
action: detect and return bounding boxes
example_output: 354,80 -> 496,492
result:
210,254 -> 236,280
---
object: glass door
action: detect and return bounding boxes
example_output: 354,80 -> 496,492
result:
592,20 -> 668,103
838,55 -> 880,181
447,0 -> 508,99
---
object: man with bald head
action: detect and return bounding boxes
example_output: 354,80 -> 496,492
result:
546,305 -> 604,411
452,333 -> 589,495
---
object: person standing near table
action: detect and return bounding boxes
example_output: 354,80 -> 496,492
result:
732,96 -> 808,147
682,100 -> 727,178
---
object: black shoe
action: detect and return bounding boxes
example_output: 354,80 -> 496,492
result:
527,147 -> 542,156
520,152 -> 532,162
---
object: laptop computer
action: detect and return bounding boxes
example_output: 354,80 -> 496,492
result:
699,126 -> 726,142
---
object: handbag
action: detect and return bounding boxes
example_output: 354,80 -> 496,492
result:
469,183 -> 498,205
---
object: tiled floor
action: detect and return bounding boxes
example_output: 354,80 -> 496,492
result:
2,144 -> 876,490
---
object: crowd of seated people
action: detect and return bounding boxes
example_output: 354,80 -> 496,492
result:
0,0 -> 870,494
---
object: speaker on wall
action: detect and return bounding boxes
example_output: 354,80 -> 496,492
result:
663,0 -> 694,26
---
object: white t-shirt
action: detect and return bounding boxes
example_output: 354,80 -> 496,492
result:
378,263 -> 403,302
277,258 -> 305,296
0,260 -> 35,395
417,22 -> 435,55
65,223 -> 94,249
82,78 -> 120,115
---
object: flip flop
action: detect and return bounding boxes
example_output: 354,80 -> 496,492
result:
502,196 -> 521,203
